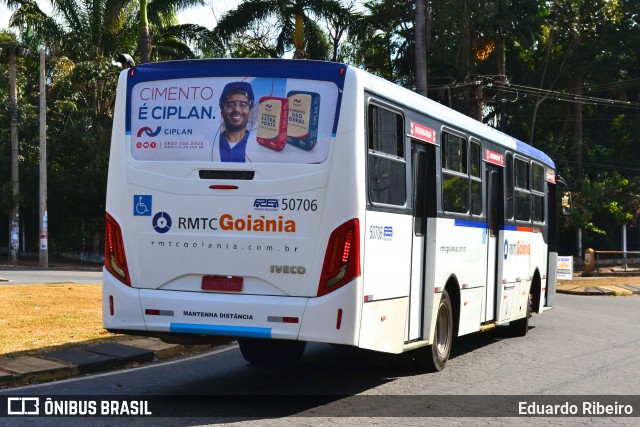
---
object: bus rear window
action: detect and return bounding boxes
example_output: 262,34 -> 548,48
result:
129,77 -> 339,164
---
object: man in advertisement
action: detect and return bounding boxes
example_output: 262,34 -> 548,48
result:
218,81 -> 254,162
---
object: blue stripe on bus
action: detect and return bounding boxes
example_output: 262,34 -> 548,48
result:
454,219 -> 485,228
453,220 -> 539,233
170,323 -> 272,339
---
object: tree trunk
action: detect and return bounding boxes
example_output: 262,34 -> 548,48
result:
139,0 -> 151,63
293,4 -> 305,59
574,74 -> 583,184
415,0 -> 427,96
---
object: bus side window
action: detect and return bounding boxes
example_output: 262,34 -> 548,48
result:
367,104 -> 406,206
514,157 -> 531,221
505,152 -> 514,219
532,162 -> 545,223
470,140 -> 482,215
442,132 -> 469,213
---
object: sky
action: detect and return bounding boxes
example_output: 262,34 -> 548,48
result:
0,0 -> 241,30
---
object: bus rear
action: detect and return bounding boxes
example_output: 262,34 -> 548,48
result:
103,59 -> 363,364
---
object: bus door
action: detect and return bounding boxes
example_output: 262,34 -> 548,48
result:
407,141 -> 435,341
483,164 -> 503,322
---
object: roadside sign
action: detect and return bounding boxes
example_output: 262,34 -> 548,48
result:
557,256 -> 573,280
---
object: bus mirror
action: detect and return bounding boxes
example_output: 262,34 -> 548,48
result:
561,191 -> 572,215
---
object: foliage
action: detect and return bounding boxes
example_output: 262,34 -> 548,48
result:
214,0 -> 358,59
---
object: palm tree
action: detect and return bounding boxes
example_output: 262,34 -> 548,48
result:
4,0 -> 219,65
215,0 -> 358,59
138,0 -> 215,63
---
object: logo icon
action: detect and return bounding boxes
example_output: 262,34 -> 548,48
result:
134,195 -> 152,216
152,212 -> 172,234
137,126 -> 161,138
253,198 -> 279,210
7,397 -> 40,415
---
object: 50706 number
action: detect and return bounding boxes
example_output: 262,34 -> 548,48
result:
281,198 -> 318,211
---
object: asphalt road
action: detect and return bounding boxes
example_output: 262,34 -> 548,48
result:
1,293 -> 638,426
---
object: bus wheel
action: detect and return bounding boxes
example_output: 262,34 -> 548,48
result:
509,293 -> 532,337
238,338 -> 306,367
430,290 -> 453,371
410,290 -> 453,372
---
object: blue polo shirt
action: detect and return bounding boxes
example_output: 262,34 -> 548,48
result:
219,131 -> 250,162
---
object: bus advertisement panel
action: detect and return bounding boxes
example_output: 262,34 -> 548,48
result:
129,77 -> 339,164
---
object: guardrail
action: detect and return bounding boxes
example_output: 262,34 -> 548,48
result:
585,249 -> 640,273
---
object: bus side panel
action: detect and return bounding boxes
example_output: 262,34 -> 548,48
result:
103,270 -> 146,331
359,298 -> 408,354
458,287 -> 484,335
358,211 -> 412,353
362,211 -> 412,300
498,228 -> 530,323
432,218 -> 487,337
298,280 -> 361,346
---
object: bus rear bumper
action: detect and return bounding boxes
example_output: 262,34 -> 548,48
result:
103,271 -> 360,346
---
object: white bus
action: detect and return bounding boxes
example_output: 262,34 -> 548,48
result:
103,58 -> 560,371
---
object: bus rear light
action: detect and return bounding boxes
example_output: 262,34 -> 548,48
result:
336,309 -> 343,329
105,213 -> 131,286
317,219 -> 360,297
109,295 -> 114,316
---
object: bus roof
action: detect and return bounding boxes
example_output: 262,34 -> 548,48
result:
124,58 -> 554,169
360,69 -> 555,169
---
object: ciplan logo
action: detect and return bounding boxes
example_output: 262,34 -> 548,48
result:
136,126 -> 162,138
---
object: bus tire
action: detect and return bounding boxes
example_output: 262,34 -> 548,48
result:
238,338 -> 306,367
429,290 -> 453,371
409,290 -> 453,372
509,293 -> 532,337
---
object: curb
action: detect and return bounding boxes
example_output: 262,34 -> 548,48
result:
556,284 -> 640,296
0,338 -> 225,389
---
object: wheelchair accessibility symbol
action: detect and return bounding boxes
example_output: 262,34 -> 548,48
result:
153,212 -> 172,234
134,195 -> 152,216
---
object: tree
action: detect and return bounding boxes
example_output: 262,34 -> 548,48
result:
137,0 -> 216,63
215,0 -> 357,60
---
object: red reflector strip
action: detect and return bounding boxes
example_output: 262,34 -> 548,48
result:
202,275 -> 243,292
434,287 -> 442,293
364,295 -> 373,302
461,284 -> 468,289
145,309 -> 174,316
209,185 -> 239,190
267,316 -> 299,323
516,226 -> 533,232
336,309 -> 343,330
109,295 -> 114,316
